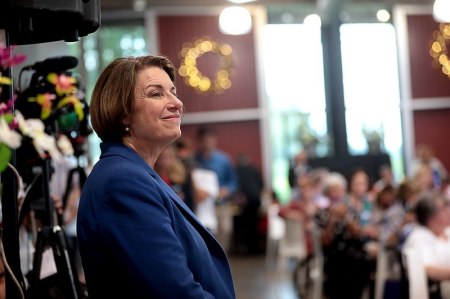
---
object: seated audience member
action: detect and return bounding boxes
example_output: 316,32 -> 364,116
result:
323,171 -> 347,204
368,185 -> 405,287
280,175 -> 319,223
288,149 -> 311,191
410,144 -> 447,189
309,168 -> 331,209
403,193 -> 450,299
412,163 -> 437,195
397,179 -> 420,212
346,168 -> 376,238
373,164 -> 397,194
389,180 -> 420,248
319,175 -> 350,250
370,185 -> 404,245
315,171 -> 347,230
279,175 -> 318,256
320,168 -> 377,299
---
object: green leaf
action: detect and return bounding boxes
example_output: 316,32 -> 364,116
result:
2,113 -> 14,124
0,143 -> 12,173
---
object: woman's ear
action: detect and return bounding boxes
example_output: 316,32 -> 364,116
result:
122,116 -> 130,127
122,117 -> 130,132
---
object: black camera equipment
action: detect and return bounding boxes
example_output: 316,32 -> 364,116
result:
0,0 -> 100,45
23,158 -> 83,299
15,55 -> 92,181
14,56 -> 91,299
0,1 -> 99,297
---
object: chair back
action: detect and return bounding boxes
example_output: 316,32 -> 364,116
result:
402,246 -> 429,299
265,204 -> 285,269
374,245 -> 388,299
279,217 -> 307,260
310,223 -> 323,299
267,204 -> 285,241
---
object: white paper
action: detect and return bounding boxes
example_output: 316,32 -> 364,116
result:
191,168 -> 220,198
39,247 -> 58,279
191,168 -> 219,232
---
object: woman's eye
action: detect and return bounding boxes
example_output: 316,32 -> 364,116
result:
149,91 -> 162,98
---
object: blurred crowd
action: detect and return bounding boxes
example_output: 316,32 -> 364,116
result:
151,130 -> 450,299
274,143 -> 450,299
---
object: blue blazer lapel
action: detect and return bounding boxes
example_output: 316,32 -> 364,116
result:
100,142 -> 226,254
157,175 -> 226,254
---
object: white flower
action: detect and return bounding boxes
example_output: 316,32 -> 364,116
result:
8,111 -> 73,163
57,134 -> 74,156
32,133 -> 61,162
0,117 -> 22,149
17,117 -> 62,161
14,111 -> 29,136
22,118 -> 45,140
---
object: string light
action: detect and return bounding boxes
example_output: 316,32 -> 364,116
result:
179,37 -> 233,94
430,23 -> 450,78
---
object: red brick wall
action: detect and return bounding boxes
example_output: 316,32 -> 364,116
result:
157,14 -> 263,174
406,14 -> 450,172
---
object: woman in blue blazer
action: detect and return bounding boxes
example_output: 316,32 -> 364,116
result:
77,55 -> 236,299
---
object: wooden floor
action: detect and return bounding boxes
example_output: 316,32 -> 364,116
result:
229,254 -> 299,299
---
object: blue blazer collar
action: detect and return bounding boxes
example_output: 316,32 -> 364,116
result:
100,141 -> 158,178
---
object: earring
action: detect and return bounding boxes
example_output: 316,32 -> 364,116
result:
125,127 -> 130,132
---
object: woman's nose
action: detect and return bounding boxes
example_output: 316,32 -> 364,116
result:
168,95 -> 183,111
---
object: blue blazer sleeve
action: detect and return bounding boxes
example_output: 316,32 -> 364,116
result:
77,148 -> 235,299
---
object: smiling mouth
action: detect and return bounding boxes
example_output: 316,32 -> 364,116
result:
162,115 -> 180,120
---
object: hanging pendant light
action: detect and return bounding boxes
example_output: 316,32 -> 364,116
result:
219,6 -> 252,35
433,0 -> 450,23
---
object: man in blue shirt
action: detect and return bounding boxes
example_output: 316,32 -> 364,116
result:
195,126 -> 238,254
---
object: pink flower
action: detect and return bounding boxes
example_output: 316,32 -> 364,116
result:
47,73 -> 77,95
0,44 -> 26,68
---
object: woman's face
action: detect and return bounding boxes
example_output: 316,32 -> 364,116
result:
350,171 -> 369,198
126,66 -> 183,147
328,184 -> 346,202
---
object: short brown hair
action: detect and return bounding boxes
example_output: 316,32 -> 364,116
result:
90,55 -> 176,142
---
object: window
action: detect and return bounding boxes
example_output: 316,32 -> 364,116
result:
262,24 -> 327,201
340,23 -> 404,181
72,21 -> 147,163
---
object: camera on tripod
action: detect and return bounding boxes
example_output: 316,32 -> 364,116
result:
13,56 -> 91,299
15,56 -> 92,178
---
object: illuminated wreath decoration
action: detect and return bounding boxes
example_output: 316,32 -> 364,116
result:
430,23 -> 450,79
178,37 -> 233,94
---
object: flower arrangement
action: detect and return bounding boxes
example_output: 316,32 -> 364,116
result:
0,44 -> 79,173
297,113 -> 319,145
363,126 -> 384,154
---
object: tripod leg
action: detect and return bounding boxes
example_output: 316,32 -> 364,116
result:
29,226 -> 80,299
30,227 -> 52,299
51,226 -> 80,299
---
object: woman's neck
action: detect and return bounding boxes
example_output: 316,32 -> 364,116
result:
123,137 -> 162,168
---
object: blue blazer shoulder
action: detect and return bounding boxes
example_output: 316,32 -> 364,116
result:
77,142 -> 235,299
